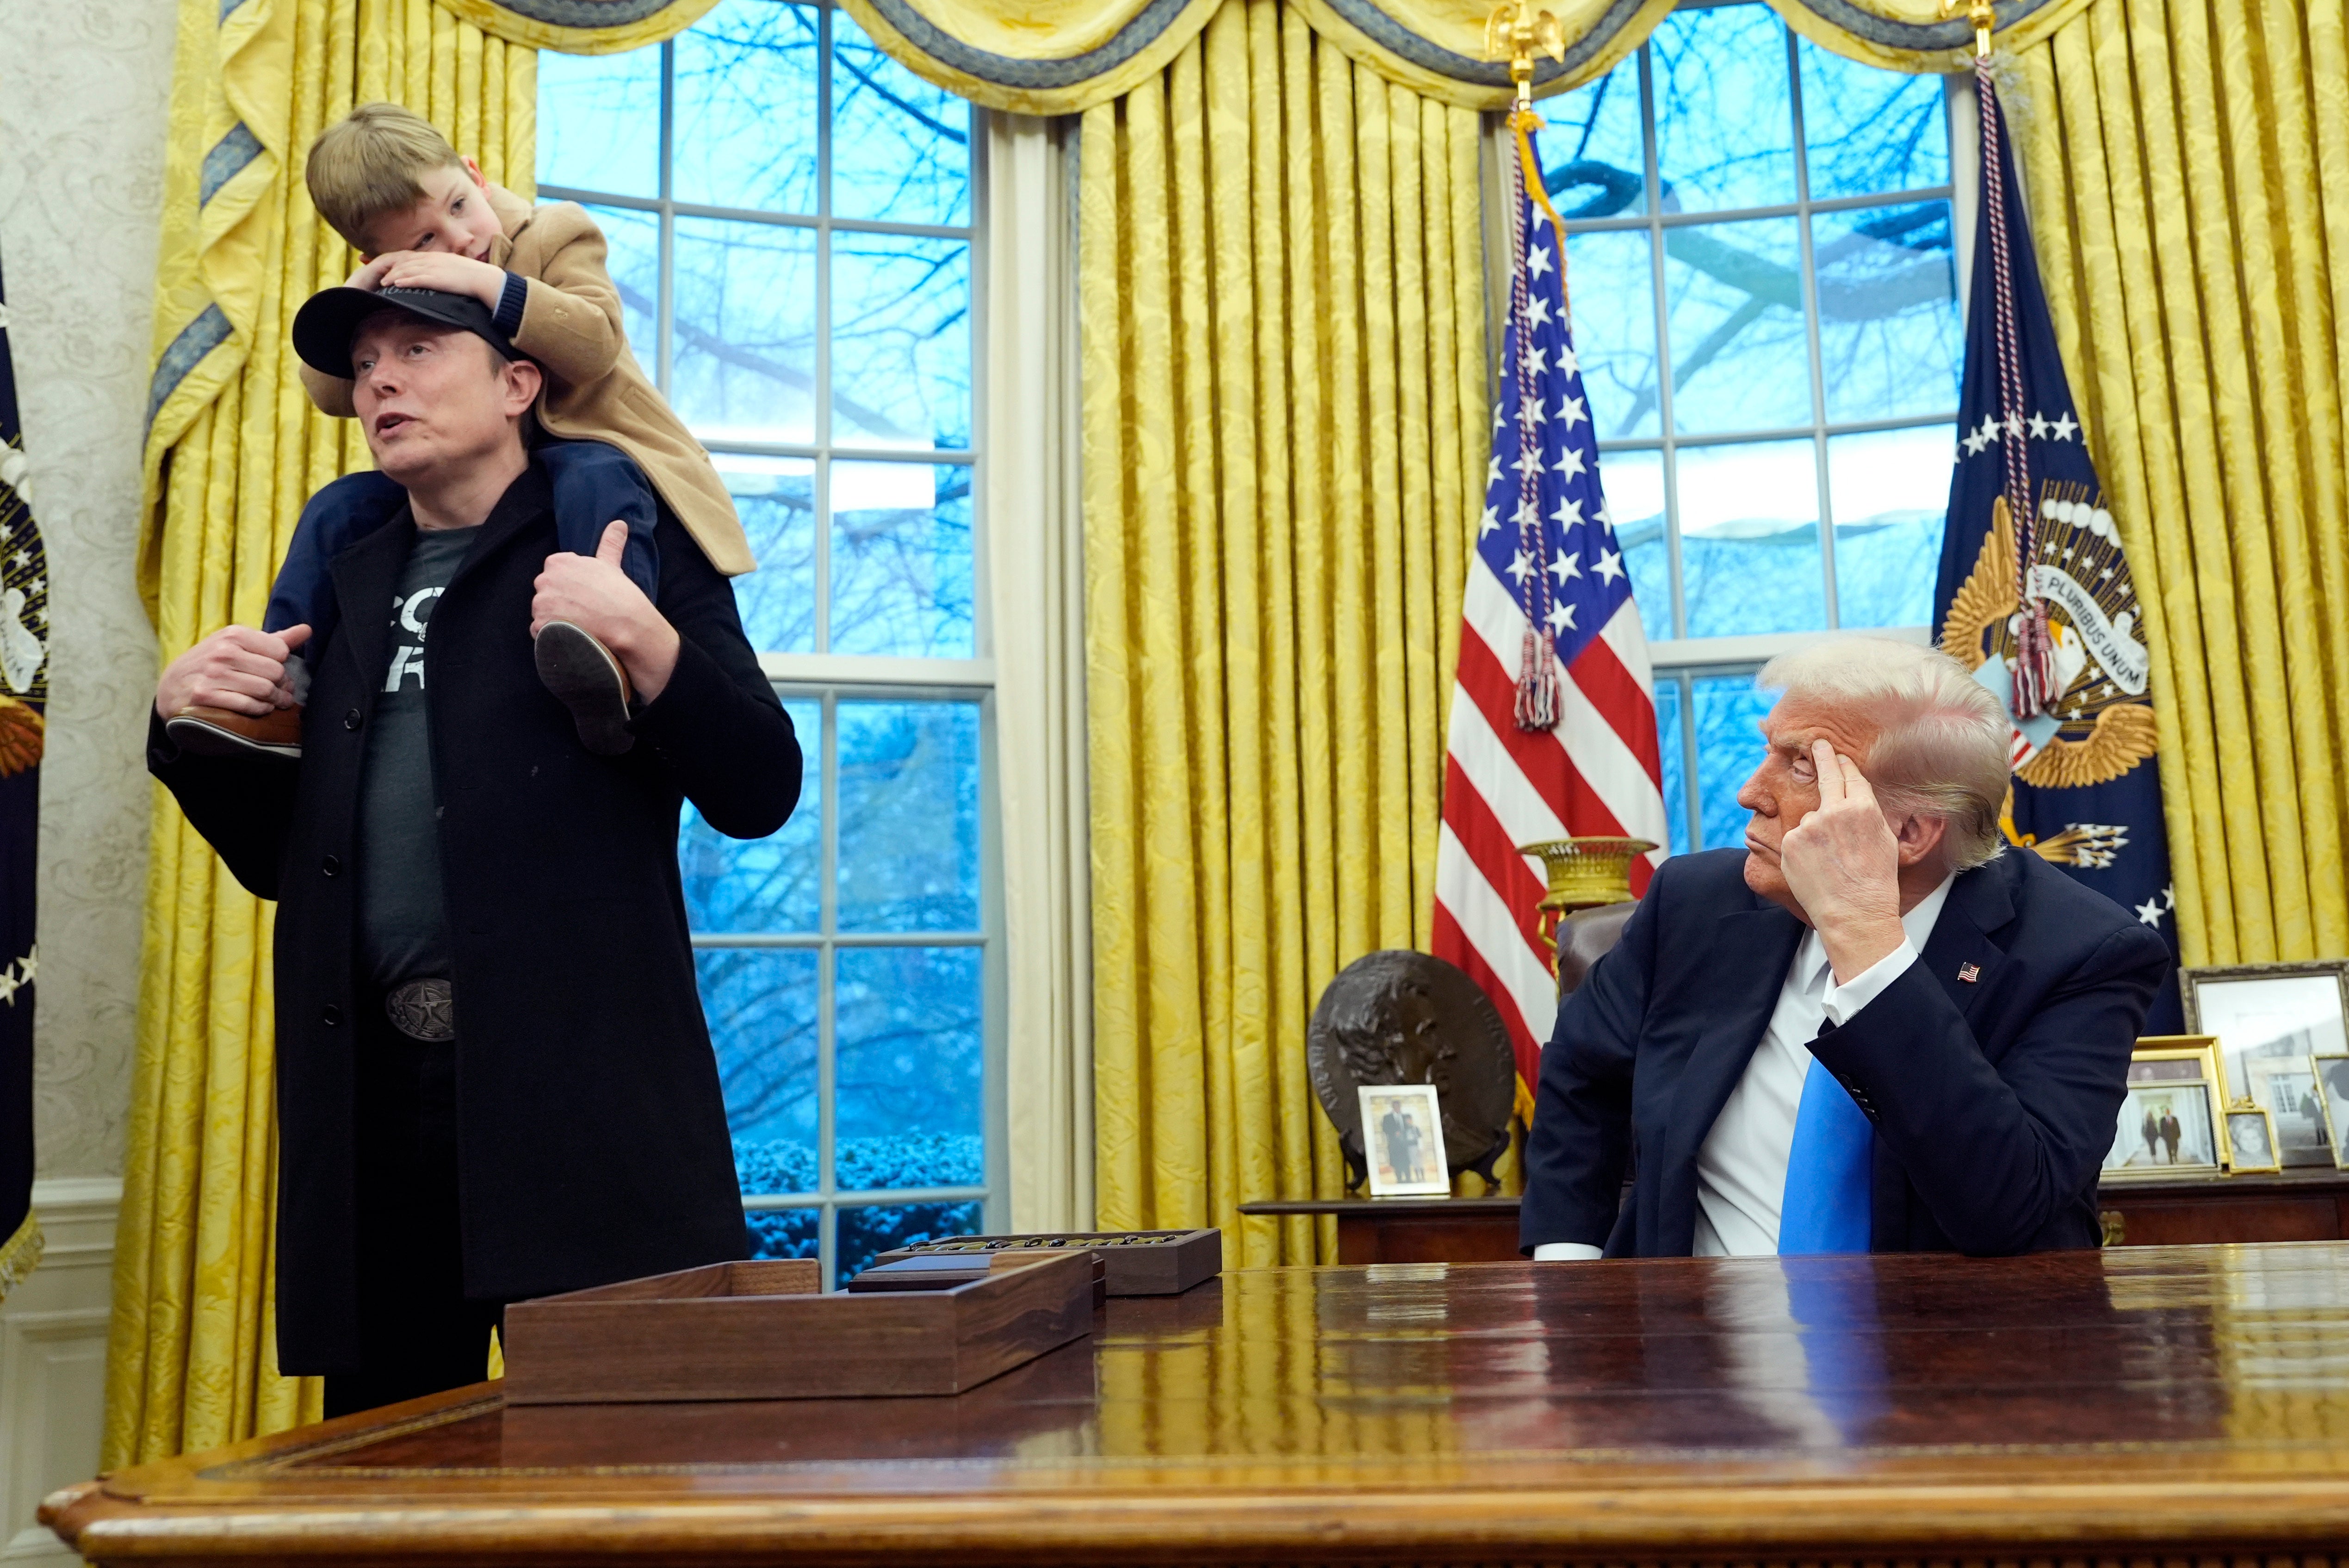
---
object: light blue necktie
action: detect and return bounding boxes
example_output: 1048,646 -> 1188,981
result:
1779,1041 -> 1874,1255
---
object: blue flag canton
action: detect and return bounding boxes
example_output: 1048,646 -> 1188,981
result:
1477,197 -> 1635,669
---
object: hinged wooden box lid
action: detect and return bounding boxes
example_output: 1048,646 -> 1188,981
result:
501,1251 -> 1093,1405
872,1228 -> 1221,1295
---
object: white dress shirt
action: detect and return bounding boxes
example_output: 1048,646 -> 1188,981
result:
1535,873 -> 1956,1262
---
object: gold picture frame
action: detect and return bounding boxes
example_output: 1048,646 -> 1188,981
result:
2312,1050 -> 2349,1170
2104,1037 -> 2224,1180
2223,1102 -> 2283,1175
2182,959 -> 2349,1168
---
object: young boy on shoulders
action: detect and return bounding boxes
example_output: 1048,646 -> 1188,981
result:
164,102 -> 755,760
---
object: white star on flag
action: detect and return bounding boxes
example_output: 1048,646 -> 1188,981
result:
1507,549 -> 1535,585
2052,411 -> 2079,440
1525,243 -> 1552,277
1479,505 -> 1499,538
1556,395 -> 1586,429
1593,548 -> 1624,584
1555,445 -> 1587,479
1549,550 -> 1582,583
1545,601 -> 1576,632
1549,496 -> 1583,530
1525,295 -> 1553,329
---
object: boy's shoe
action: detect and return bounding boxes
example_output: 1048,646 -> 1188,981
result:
534,620 -> 636,756
166,704 -> 304,761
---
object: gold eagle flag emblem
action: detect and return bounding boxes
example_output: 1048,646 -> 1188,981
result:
1939,486 -> 2157,792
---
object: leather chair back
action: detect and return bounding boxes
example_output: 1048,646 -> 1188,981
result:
1554,901 -> 1636,998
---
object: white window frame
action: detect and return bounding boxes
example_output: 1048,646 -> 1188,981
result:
539,3 -> 1006,1285
1524,8 -> 1974,851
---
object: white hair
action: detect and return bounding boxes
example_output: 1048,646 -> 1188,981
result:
1757,638 -> 2010,871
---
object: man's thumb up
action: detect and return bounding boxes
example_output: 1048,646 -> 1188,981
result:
596,520 -> 630,566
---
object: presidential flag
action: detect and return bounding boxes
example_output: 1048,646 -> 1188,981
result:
0,250 -> 47,1303
1933,72 -> 2182,1030
1432,119 -> 1669,1115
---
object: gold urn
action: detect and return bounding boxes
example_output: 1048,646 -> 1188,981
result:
1517,836 -> 1655,985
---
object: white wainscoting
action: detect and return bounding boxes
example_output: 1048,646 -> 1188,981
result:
0,1178 -> 118,1563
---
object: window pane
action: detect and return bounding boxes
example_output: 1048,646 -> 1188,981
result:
837,1200 -> 983,1282
1538,56 -> 1647,220
673,0 -> 820,215
1831,425 -> 1952,629
1663,217 -> 1810,434
831,6 -> 971,225
583,204 -> 659,371
1601,447 -> 1672,644
682,698 -> 819,933
1654,674 -> 1690,857
828,461 -> 973,657
719,456 -> 817,654
1815,201 -> 1960,423
673,216 -> 818,444
831,234 -> 970,450
1563,230 -> 1659,440
1692,673 -> 1778,852
1675,440 -> 1824,637
700,948 -> 820,1192
746,1208 -> 819,1259
834,945 -> 983,1190
836,701 -> 980,932
537,48 -> 660,198
1650,4 -> 1796,214
1798,37 -> 1950,200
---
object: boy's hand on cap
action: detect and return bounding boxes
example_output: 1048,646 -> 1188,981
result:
372,250 -> 507,311
345,255 -> 394,292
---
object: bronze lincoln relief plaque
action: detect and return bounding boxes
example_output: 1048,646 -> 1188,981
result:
1308,950 -> 1515,1189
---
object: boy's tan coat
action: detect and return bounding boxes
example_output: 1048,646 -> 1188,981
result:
298,184 -> 756,576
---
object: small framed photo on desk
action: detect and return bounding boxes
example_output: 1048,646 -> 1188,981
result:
2225,1103 -> 2282,1173
2183,959 -> 2349,1167
1358,1084 -> 1449,1196
2314,1051 -> 2349,1169
2105,1037 -> 2223,1179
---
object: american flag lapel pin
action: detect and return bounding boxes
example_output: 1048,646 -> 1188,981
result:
1958,962 -> 1981,984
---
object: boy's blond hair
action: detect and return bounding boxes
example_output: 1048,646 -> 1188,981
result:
307,103 -> 465,251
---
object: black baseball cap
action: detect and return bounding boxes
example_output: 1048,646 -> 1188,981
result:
291,284 -> 521,378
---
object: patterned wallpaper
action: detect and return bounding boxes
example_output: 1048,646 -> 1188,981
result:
0,0 -> 179,1180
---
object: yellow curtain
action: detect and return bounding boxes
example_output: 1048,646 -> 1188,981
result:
109,0 -> 713,1475
841,0 -> 2091,112
1080,0 -> 1490,1265
2010,0 -> 2349,967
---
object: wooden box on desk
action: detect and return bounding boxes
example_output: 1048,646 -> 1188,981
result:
873,1227 -> 1222,1296
500,1251 -> 1093,1405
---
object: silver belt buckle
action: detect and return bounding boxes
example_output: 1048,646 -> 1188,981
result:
385,977 -> 455,1041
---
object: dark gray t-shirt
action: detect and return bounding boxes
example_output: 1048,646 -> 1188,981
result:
356,523 -> 478,992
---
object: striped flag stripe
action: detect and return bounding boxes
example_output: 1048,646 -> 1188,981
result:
1440,755 -> 1558,971
1435,822 -> 1558,1055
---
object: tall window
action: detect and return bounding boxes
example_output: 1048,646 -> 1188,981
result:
539,0 -> 994,1287
1536,0 -> 1961,853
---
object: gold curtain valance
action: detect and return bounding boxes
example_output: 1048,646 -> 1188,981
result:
839,0 -> 2097,112
434,0 -> 722,54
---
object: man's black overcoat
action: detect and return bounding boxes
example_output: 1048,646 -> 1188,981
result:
149,465 -> 799,1373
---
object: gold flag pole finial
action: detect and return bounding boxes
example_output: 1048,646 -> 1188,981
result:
1943,0 -> 1997,58
1485,0 -> 1565,115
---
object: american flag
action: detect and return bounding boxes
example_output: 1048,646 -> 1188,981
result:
1432,131 -> 1669,1113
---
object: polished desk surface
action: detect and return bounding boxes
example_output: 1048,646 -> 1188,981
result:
47,1245 -> 2349,1564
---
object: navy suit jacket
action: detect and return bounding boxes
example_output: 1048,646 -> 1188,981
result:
1518,847 -> 2172,1258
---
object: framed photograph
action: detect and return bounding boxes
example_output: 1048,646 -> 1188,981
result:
2315,1051 -> 2349,1170
1358,1084 -> 1450,1197
2104,1038 -> 2223,1179
2182,960 -> 2349,1167
2245,1055 -> 2333,1168
2224,1104 -> 2282,1174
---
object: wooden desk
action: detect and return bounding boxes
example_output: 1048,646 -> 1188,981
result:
45,1246 -> 2349,1564
1245,1169 -> 2349,1263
